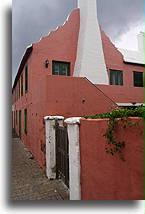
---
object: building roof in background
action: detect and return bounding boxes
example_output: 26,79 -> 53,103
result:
118,48 -> 144,65
12,45 -> 33,92
118,32 -> 144,65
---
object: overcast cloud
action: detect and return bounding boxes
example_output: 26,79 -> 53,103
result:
12,0 -> 143,83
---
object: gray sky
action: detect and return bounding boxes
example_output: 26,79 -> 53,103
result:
12,0 -> 143,83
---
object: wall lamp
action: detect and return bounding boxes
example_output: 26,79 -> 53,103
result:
45,59 -> 49,68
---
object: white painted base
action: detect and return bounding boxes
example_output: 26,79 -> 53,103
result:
44,116 -> 64,180
65,117 -> 81,200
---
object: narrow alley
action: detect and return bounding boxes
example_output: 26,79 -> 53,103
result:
11,133 -> 69,200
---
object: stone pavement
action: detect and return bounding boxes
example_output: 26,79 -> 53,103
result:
10,134 -> 69,200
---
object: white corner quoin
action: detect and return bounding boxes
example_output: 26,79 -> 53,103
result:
74,0 -> 109,85
65,117 -> 81,200
44,116 -> 64,180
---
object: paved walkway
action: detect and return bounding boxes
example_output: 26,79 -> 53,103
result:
11,134 -> 69,200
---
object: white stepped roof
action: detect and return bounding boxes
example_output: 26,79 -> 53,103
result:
118,32 -> 144,65
118,48 -> 144,65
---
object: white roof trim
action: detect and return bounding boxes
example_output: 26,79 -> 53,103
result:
118,48 -> 144,65
117,103 -> 143,107
65,117 -> 81,125
44,116 -> 64,121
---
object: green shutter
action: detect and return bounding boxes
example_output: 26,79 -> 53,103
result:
24,109 -> 27,134
25,65 -> 28,93
110,70 -> 113,85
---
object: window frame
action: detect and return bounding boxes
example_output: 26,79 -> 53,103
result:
24,109 -> 27,135
133,71 -> 143,87
52,61 -> 70,76
21,74 -> 23,96
25,65 -> 28,93
16,110 -> 18,125
109,69 -> 123,86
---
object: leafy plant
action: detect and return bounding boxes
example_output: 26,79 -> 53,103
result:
84,106 -> 144,161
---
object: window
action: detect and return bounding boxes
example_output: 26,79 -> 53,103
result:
133,71 -> 143,87
25,65 -> 28,93
19,110 -> 21,137
14,111 -> 15,128
110,70 -> 123,85
16,110 -> 17,125
18,80 -> 20,98
52,61 -> 70,76
21,74 -> 23,96
24,109 -> 27,134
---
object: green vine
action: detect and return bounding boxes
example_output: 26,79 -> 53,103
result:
84,106 -> 144,161
103,117 -> 126,161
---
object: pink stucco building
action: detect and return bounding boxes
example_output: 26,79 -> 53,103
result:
12,1 -> 144,169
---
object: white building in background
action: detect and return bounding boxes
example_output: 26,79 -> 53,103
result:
119,32 -> 144,65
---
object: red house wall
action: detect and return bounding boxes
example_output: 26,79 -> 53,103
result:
96,84 -> 143,103
12,8 -> 144,169
14,75 -> 116,168
79,118 -> 144,200
31,8 -> 80,79
99,30 -> 144,103
12,9 -> 81,168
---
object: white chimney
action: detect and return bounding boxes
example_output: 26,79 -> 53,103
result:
137,32 -> 144,53
73,0 -> 109,85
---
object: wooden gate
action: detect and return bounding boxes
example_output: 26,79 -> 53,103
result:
55,121 -> 69,188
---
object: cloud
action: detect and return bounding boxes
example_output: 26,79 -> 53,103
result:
97,0 -> 143,40
12,0 -> 143,83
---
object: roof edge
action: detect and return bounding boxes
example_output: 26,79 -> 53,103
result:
12,45 -> 33,92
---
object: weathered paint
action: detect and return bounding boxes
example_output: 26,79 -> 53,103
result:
65,117 -> 81,200
74,0 -> 109,84
79,118 -> 144,200
44,116 -> 64,179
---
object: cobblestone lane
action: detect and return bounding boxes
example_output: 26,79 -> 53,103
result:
10,135 -> 69,200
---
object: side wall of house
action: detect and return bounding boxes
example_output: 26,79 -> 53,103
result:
31,8 -> 80,79
21,75 -> 116,168
79,118 -> 144,200
12,75 -> 117,169
96,84 -> 143,103
12,8 -> 144,170
44,76 -> 116,117
100,30 -> 144,103
12,9 -> 80,169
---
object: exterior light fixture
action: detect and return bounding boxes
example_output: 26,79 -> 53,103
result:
45,59 -> 49,68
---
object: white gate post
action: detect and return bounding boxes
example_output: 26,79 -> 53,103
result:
44,116 -> 64,180
65,117 -> 81,200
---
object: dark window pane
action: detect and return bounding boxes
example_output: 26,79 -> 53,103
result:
25,65 -> 28,93
133,71 -> 143,87
52,61 -> 70,76
16,110 -> 17,125
18,80 -> 20,98
110,70 -> 123,86
21,74 -> 23,96
24,109 -> 27,134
